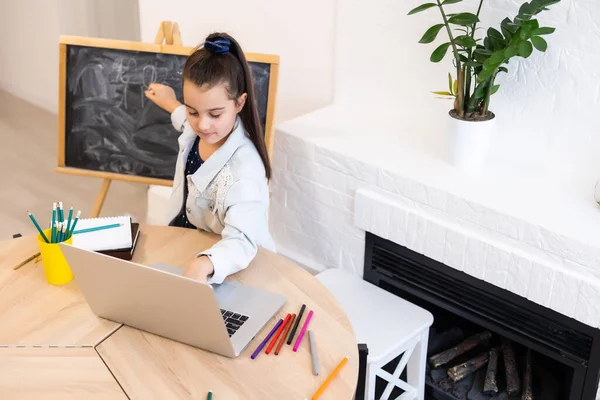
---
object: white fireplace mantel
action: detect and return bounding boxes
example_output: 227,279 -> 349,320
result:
270,104 -> 600,334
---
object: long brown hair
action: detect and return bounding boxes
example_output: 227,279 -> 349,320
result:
182,32 -> 271,180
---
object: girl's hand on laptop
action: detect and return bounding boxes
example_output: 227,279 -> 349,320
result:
183,255 -> 214,283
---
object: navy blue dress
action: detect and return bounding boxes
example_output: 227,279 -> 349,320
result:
170,135 -> 204,229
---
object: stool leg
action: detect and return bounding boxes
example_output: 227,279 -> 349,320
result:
366,363 -> 377,400
407,329 -> 429,400
355,343 -> 368,400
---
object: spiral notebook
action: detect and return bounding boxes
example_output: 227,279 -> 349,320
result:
72,216 -> 133,252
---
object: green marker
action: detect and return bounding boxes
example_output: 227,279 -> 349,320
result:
206,391 -> 212,400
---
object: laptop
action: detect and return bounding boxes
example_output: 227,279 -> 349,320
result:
59,243 -> 286,358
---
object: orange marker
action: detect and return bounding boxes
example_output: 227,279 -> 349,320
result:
266,313 -> 291,354
311,356 -> 349,400
275,314 -> 296,355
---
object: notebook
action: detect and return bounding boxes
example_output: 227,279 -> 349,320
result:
72,216 -> 133,252
98,223 -> 140,261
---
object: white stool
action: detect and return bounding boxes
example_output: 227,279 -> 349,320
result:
316,268 -> 434,400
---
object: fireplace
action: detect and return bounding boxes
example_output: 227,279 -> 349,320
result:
363,232 -> 600,400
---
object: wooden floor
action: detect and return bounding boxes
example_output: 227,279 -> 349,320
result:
0,90 -> 148,241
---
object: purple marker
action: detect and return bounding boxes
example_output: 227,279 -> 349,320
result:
251,319 -> 283,359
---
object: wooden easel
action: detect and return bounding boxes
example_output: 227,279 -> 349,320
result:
89,22 -> 182,218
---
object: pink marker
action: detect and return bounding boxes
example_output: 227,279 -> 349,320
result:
293,310 -> 314,352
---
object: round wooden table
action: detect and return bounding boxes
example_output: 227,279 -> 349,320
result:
0,225 -> 358,399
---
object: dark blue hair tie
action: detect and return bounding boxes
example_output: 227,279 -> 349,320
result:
205,37 -> 231,54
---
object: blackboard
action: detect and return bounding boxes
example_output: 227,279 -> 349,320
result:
57,36 -> 279,185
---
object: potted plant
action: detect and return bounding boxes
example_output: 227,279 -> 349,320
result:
408,0 -> 560,172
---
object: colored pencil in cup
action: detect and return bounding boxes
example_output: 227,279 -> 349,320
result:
73,223 -> 122,235
311,356 -> 349,400
55,222 -> 60,243
251,318 -> 283,359
59,202 -> 64,223
51,202 -> 57,243
69,210 -> 81,238
27,211 -> 49,243
61,223 -> 67,242
65,206 -> 73,237
308,330 -> 319,376
287,304 -> 306,345
266,313 -> 290,354
293,310 -> 314,352
275,314 -> 295,355
58,222 -> 64,242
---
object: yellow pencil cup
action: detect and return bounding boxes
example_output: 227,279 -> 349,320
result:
37,228 -> 73,285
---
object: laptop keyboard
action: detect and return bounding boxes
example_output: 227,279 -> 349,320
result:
221,309 -> 249,337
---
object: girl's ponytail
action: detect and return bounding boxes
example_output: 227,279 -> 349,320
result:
183,32 -> 272,180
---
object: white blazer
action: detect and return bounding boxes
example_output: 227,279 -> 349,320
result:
165,105 -> 276,284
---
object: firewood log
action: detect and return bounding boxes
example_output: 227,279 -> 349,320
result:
448,352 -> 490,382
428,331 -> 492,368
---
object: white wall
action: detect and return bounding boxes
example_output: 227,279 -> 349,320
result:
0,0 -> 140,114
0,0 -> 62,113
334,0 -> 600,182
137,0 -> 337,123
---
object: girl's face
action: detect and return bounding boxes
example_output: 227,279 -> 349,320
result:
183,80 -> 246,146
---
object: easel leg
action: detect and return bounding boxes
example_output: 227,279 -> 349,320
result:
91,179 -> 112,218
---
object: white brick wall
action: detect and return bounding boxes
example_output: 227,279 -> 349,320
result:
271,124 -> 600,326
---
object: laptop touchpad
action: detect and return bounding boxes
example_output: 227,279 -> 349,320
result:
212,281 -> 236,303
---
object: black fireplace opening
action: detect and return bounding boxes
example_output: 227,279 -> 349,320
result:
363,232 -> 600,400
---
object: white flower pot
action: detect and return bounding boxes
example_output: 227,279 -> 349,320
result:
447,110 -> 496,174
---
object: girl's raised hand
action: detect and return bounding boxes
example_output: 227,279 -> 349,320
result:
145,83 -> 181,113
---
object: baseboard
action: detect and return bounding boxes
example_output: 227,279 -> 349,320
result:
272,244 -> 327,276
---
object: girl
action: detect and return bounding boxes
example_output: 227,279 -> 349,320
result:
145,32 -> 275,284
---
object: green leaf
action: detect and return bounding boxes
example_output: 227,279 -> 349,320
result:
442,0 -> 463,4
474,82 -> 487,99
454,35 -> 477,48
453,79 -> 458,95
408,3 -> 437,15
430,42 -> 451,62
448,12 -> 480,26
419,24 -> 445,44
488,28 -> 504,41
448,73 -> 453,94
489,50 -> 506,64
504,45 -> 519,58
484,37 -> 492,50
491,84 -> 500,95
532,27 -> 555,35
519,2 -> 533,17
478,67 -> 495,83
474,48 -> 492,55
519,41 -> 534,57
531,36 -> 548,51
520,19 -> 540,39
432,91 -> 454,96
501,17 -> 518,35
